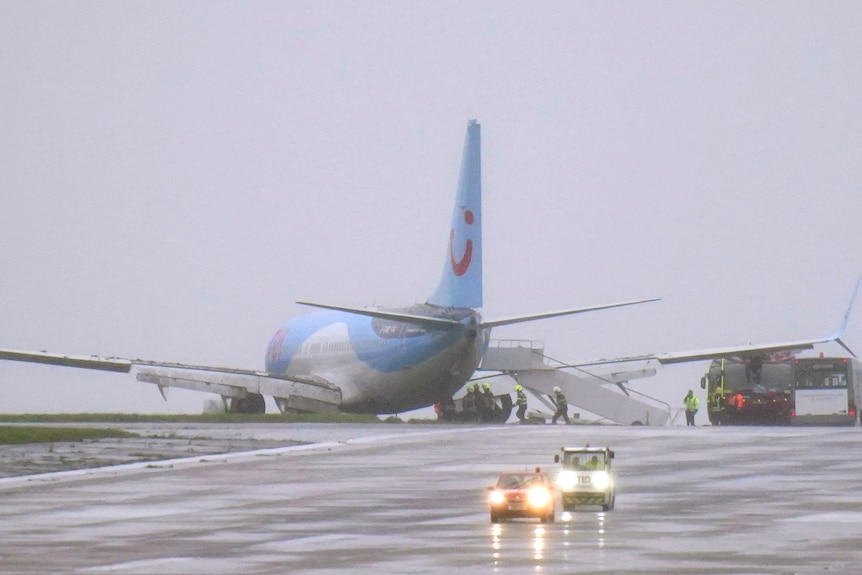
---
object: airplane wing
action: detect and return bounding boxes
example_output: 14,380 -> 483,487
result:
656,275 -> 860,363
652,337 -> 844,365
0,348 -> 132,372
0,348 -> 342,413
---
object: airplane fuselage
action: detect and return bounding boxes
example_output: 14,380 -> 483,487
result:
265,304 -> 488,413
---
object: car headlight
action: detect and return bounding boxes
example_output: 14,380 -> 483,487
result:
527,487 -> 551,508
557,470 -> 577,491
489,490 -> 505,505
592,471 -> 610,490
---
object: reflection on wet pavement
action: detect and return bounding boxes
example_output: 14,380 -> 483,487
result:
1,423 -> 861,574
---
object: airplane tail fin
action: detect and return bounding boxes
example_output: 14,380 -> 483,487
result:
427,120 -> 483,309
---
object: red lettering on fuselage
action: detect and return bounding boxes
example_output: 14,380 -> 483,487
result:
268,328 -> 288,363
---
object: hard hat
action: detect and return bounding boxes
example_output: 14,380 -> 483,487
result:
514,384 -> 523,391
482,382 -> 491,389
553,386 -> 561,393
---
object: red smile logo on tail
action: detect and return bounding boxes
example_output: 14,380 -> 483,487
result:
449,210 -> 474,277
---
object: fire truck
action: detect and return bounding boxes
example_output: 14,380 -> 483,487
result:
700,354 -> 794,425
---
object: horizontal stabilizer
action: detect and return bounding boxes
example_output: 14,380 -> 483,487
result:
295,301 -> 461,329
480,298 -> 660,329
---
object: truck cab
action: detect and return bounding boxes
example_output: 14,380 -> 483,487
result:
554,446 -> 615,511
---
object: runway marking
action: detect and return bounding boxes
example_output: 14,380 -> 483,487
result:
79,557 -> 194,572
0,425 -> 515,489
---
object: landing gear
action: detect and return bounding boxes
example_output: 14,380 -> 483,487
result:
227,393 -> 266,414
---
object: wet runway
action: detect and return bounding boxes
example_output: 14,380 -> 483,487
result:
2,423 -> 862,574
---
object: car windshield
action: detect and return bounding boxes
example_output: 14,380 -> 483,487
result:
497,474 -> 544,489
563,452 -> 605,469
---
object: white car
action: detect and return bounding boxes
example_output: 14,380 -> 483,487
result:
554,446 -> 615,511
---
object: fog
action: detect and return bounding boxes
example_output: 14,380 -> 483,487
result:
1,2 -> 860,415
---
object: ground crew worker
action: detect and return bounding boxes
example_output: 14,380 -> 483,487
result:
728,391 -> 744,424
515,384 -> 528,423
480,382 -> 495,422
462,384 -> 477,421
684,389 -> 699,426
551,386 -> 571,424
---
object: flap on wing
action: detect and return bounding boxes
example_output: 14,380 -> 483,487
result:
134,366 -> 341,409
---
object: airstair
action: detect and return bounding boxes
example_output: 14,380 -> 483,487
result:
480,340 -> 671,426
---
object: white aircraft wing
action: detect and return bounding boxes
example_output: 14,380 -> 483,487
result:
656,276 -> 860,364
0,348 -> 132,372
652,337 -> 847,365
0,348 -> 341,413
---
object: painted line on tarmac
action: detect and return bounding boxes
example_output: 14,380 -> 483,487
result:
0,425 -> 516,489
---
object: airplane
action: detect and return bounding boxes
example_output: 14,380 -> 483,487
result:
0,120 -> 661,415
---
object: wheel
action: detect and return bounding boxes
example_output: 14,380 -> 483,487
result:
230,393 -> 266,414
490,513 -> 499,523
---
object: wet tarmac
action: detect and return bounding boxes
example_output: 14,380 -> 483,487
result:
1,422 -> 861,574
0,423 -> 304,478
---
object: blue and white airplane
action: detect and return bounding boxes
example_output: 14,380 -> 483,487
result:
0,120 -> 659,415
2,121 -> 852,416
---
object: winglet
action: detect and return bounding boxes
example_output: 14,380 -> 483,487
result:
831,275 -> 861,357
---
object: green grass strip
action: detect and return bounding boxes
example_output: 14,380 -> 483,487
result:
0,426 -> 138,445
0,412 -> 381,424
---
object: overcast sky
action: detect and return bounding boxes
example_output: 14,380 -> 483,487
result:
1,2 -> 860,416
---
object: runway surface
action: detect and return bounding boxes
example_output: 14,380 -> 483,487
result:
2,422 -> 861,574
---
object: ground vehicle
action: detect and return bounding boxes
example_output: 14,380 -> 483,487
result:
488,469 -> 555,523
700,356 -> 794,425
792,357 -> 859,425
554,446 -> 615,511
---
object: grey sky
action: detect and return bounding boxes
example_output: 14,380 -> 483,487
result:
1,2 -> 860,414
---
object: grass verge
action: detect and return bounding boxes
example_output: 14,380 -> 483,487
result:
0,426 -> 138,445
0,412 -> 382,424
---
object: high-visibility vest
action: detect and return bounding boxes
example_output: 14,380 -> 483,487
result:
516,390 -> 528,406
685,395 -> 699,411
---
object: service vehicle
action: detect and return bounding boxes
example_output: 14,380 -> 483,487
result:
700,356 -> 794,425
554,446 -> 615,511
488,468 -> 555,523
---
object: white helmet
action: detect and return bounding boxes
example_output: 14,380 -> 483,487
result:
553,386 -> 561,393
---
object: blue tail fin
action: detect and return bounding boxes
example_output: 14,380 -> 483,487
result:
427,120 -> 483,309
